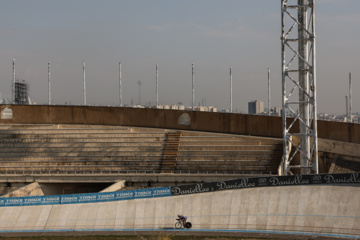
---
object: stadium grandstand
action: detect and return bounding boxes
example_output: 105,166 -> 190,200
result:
0,104 -> 358,195
0,105 -> 359,238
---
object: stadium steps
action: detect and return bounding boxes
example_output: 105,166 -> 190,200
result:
0,144 -> 165,157
0,165 -> 161,172
160,131 -> 182,172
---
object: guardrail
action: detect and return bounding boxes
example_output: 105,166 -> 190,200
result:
0,170 -> 275,176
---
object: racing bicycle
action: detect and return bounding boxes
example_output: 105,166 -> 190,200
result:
175,218 -> 192,229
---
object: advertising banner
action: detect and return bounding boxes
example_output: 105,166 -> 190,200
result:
171,173 -> 360,196
0,173 -> 359,207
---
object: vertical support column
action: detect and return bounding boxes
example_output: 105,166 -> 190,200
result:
281,0 -> 288,174
230,67 -> 233,113
312,4 -> 319,174
83,61 -> 86,106
192,63 -> 195,110
298,0 -> 311,174
48,61 -> 51,105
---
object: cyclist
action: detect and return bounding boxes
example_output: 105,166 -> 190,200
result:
177,214 -> 187,226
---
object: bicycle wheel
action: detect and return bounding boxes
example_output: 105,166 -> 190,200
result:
185,222 -> 192,229
175,221 -> 182,229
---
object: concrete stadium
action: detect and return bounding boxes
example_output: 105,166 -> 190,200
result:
0,105 -> 359,239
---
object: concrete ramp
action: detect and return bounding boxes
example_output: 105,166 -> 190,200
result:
99,180 -> 126,193
1,182 -> 44,197
0,184 -> 359,238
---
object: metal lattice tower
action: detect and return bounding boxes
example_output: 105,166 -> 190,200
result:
281,0 -> 318,175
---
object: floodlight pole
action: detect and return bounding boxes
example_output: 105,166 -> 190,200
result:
119,62 -> 122,107
230,67 -> 233,113
268,68 -> 270,115
48,61 -> 51,105
137,80 -> 142,105
192,63 -> 195,110
12,59 -> 15,104
156,64 -> 159,108
349,72 -> 352,122
83,61 -> 86,106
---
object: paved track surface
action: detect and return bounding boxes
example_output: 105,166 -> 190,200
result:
0,230 -> 357,240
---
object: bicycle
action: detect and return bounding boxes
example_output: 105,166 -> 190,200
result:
175,218 -> 192,229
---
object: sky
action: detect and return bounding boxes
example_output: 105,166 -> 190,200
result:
0,0 -> 359,114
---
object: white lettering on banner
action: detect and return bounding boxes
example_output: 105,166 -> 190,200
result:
153,189 -> 170,195
98,193 -> 114,199
269,175 -> 309,186
217,178 -> 255,190
116,192 -> 133,197
6,199 -> 23,204
79,195 -> 96,201
24,198 -> 41,203
43,197 -> 60,202
172,184 -> 210,195
135,191 -> 152,196
324,173 -> 360,184
62,196 -> 77,201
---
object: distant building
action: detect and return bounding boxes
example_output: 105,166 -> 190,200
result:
14,80 -> 29,105
193,106 -> 217,112
248,100 -> 264,114
270,107 -> 282,116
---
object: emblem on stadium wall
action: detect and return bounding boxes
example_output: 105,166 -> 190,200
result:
258,178 -> 267,184
178,113 -> 190,126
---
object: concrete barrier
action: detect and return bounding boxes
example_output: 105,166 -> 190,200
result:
1,105 -> 359,144
0,173 -> 359,238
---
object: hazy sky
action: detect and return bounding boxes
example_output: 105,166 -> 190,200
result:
0,0 -> 359,114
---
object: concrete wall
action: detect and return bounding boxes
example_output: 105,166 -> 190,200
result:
1,105 -> 359,144
0,185 -> 358,238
